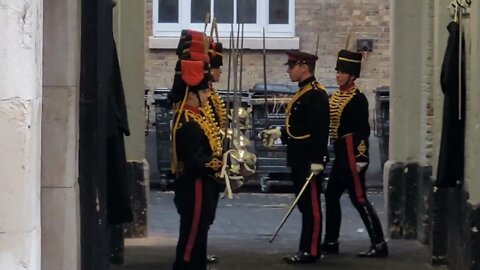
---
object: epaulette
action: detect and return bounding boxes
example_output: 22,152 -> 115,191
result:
311,81 -> 326,91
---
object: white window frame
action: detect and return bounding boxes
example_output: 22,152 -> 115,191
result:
152,0 -> 296,38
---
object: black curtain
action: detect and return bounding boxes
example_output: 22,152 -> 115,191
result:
79,0 -> 133,269
436,21 -> 466,188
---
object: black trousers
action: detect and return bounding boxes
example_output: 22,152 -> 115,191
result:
209,181 -> 221,226
291,161 -> 323,257
173,176 -> 217,270
324,139 -> 385,245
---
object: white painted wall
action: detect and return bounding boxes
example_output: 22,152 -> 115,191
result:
0,0 -> 43,269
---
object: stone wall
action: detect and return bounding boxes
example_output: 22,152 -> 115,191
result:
0,1 -> 43,269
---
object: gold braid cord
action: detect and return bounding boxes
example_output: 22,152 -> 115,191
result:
205,157 -> 223,171
171,89 -> 189,175
356,140 -> 368,158
207,87 -> 227,130
184,109 -> 223,163
285,82 -> 326,140
329,88 -> 358,140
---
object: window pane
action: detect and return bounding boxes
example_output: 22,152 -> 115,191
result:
214,0 -> 233,23
269,0 -> 289,24
191,0 -> 211,23
237,0 -> 256,23
158,0 -> 178,23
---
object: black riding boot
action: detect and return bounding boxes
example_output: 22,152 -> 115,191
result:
356,204 -> 388,258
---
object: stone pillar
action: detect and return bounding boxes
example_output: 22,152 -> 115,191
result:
465,0 -> 480,207
463,2 -> 480,268
0,1 -> 43,269
41,0 -> 81,269
386,0 -> 430,239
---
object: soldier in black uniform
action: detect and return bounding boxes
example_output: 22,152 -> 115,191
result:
202,42 -> 226,265
261,50 -> 330,264
322,50 -> 388,258
169,58 -> 223,270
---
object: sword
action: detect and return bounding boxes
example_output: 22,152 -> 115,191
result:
262,27 -> 269,128
269,171 -> 316,243
231,23 -> 241,147
224,25 -> 234,147
344,29 -> 352,50
239,23 -> 244,95
203,13 -> 210,34
210,17 -> 218,42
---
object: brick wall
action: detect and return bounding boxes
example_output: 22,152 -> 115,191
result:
145,0 -> 390,110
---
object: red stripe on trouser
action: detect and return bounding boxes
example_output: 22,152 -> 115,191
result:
183,178 -> 203,262
310,178 -> 321,256
345,135 -> 366,204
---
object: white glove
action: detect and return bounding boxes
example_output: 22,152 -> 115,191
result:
356,162 -> 367,172
258,127 -> 281,148
310,163 -> 324,175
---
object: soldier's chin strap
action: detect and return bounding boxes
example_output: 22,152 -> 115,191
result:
196,93 -> 202,107
340,75 -> 355,89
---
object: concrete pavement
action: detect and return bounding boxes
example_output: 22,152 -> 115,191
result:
113,191 -> 446,270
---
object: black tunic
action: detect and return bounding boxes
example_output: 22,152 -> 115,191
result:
279,76 -> 330,257
329,88 -> 370,163
172,107 -> 221,270
281,76 -> 330,167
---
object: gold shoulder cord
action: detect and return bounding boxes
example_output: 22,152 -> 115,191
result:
200,103 -> 222,149
285,82 -> 326,140
171,87 -> 223,175
184,110 -> 223,158
329,87 -> 358,140
171,88 -> 189,175
207,88 -> 227,130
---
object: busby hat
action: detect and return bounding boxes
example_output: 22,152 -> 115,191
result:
335,49 -> 363,77
209,42 -> 223,68
169,60 -> 211,103
176,29 -> 210,63
284,50 -> 318,66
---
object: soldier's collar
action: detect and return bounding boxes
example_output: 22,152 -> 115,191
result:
298,76 -> 316,88
184,104 -> 201,114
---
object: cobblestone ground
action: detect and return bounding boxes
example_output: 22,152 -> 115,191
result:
113,191 -> 446,270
